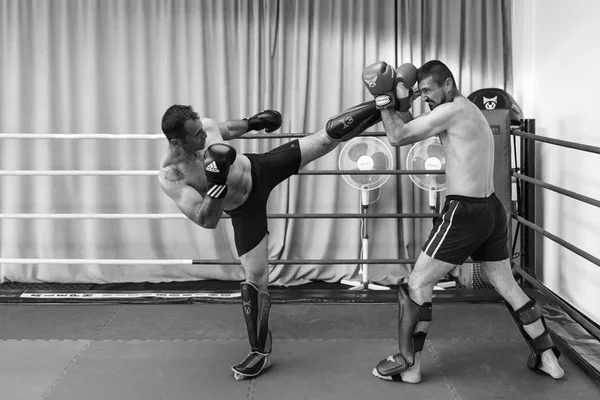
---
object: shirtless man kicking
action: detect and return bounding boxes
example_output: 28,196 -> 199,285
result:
361,60 -> 564,382
157,104 -> 381,380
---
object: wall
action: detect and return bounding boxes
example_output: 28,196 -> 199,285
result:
512,0 -> 600,324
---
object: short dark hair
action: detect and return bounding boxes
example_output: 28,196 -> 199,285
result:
417,60 -> 456,88
161,104 -> 199,141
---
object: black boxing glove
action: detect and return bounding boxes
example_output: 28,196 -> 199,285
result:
243,110 -> 282,133
204,143 -> 237,199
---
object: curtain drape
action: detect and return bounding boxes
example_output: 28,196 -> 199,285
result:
0,0 -> 511,285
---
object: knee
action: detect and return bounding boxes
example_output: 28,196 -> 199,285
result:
245,269 -> 264,283
244,268 -> 268,290
312,129 -> 338,152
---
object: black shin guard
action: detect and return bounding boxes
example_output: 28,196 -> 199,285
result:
397,284 -> 432,360
325,100 -> 381,142
240,282 -> 272,354
506,298 -> 560,370
232,282 -> 272,379
375,284 -> 432,377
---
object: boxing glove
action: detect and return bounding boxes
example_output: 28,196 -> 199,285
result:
362,61 -> 397,110
244,110 -> 282,133
204,143 -> 237,199
395,63 -> 418,112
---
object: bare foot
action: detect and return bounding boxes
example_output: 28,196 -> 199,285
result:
538,349 -> 564,379
399,366 -> 422,383
400,356 -> 422,383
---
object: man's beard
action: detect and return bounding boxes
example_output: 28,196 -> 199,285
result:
428,93 -> 447,110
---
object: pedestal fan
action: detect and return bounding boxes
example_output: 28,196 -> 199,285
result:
406,136 -> 446,211
338,137 -> 393,290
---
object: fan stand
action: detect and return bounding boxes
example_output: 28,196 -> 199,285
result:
340,188 -> 390,291
429,189 -> 440,212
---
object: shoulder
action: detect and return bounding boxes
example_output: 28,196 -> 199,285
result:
202,117 -> 226,147
428,98 -> 471,125
201,117 -> 219,131
419,101 -> 461,128
454,96 -> 479,114
439,98 -> 465,114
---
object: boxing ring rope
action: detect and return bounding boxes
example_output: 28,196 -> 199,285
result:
0,258 -> 416,265
513,173 -> 600,208
0,213 -> 438,219
0,171 -> 160,176
512,130 -> 600,154
0,133 -> 386,140
512,215 -> 600,268
0,170 -> 442,176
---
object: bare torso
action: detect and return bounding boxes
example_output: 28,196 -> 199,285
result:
438,97 -> 495,197
158,118 -> 253,211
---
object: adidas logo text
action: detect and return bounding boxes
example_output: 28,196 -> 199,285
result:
205,161 -> 219,173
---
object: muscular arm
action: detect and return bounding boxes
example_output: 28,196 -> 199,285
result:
218,120 -> 250,141
159,171 -> 225,229
217,110 -> 282,140
380,103 -> 457,147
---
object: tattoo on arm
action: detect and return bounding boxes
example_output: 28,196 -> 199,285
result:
160,166 -> 186,183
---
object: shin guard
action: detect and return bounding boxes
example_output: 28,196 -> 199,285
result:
375,284 -> 432,377
241,282 -> 272,353
232,282 -> 272,379
325,100 -> 381,142
506,298 -> 561,370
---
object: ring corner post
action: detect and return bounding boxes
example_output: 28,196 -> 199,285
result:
521,118 -> 536,280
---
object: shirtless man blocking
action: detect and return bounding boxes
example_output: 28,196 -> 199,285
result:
361,60 -> 564,382
158,104 -> 380,380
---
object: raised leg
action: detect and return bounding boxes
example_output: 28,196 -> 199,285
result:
297,129 -> 339,169
297,101 -> 383,168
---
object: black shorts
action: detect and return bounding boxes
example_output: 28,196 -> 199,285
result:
422,193 -> 509,265
225,140 -> 302,256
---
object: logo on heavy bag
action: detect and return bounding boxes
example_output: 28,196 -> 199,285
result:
483,96 -> 498,110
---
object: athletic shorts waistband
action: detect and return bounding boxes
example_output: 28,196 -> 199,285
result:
445,192 -> 496,203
